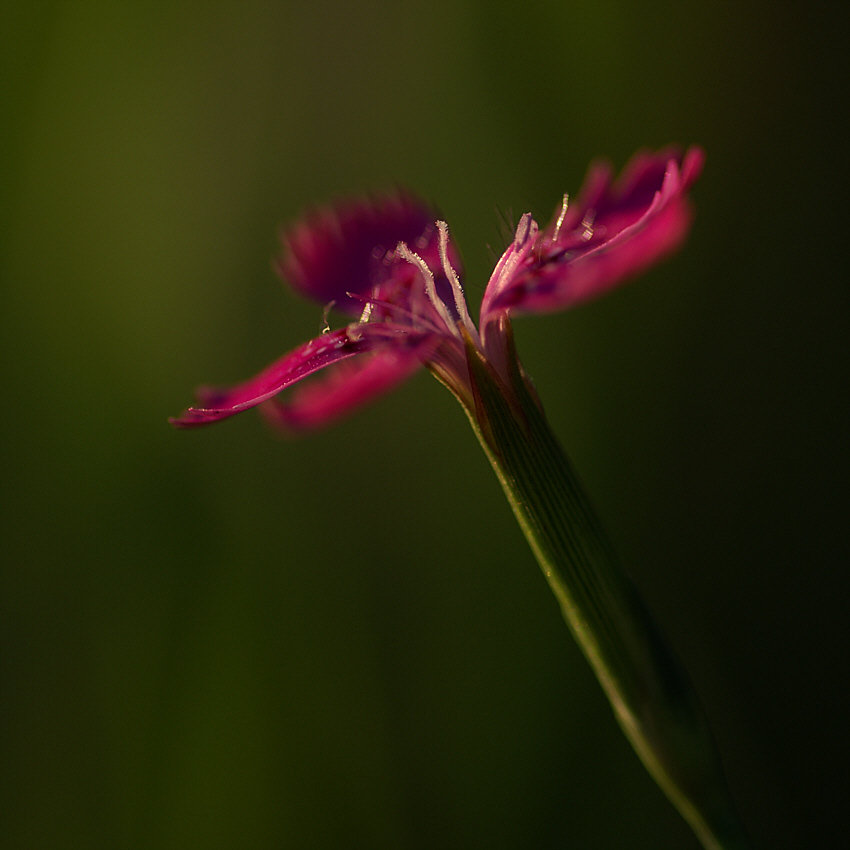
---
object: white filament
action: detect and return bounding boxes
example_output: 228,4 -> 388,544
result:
395,241 -> 460,338
321,300 -> 336,333
436,221 -> 478,341
553,194 -> 569,241
580,209 -> 596,241
358,299 -> 373,324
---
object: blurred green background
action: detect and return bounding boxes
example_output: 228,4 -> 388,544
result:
1,1 -> 845,847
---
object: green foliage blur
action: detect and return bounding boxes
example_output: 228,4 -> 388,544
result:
1,2 -> 845,847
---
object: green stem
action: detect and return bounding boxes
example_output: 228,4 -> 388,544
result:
460,334 -> 749,850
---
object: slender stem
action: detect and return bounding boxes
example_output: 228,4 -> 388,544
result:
461,336 -> 750,849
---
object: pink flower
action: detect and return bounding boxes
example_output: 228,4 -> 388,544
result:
170,147 -> 703,431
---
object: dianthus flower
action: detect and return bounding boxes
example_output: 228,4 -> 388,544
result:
171,147 -> 751,850
171,147 -> 703,432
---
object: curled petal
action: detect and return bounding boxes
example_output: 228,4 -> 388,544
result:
170,328 -> 371,428
277,192 -> 455,316
485,147 -> 705,318
478,212 -> 540,333
260,343 -> 426,432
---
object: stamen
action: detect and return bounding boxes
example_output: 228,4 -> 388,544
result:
553,194 -> 569,241
436,221 -> 478,341
395,241 -> 460,338
347,290 -> 446,336
356,290 -> 374,324
321,300 -> 336,333
580,209 -> 596,242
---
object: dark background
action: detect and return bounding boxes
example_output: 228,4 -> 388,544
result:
1,2 -> 846,847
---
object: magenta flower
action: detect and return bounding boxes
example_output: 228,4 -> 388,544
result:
170,147 -> 704,431
169,146 -> 753,849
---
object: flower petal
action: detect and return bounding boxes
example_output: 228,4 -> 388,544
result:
169,328 -> 371,428
260,343 -> 425,432
277,192 -> 451,316
485,147 -> 704,317
478,212 -> 540,331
